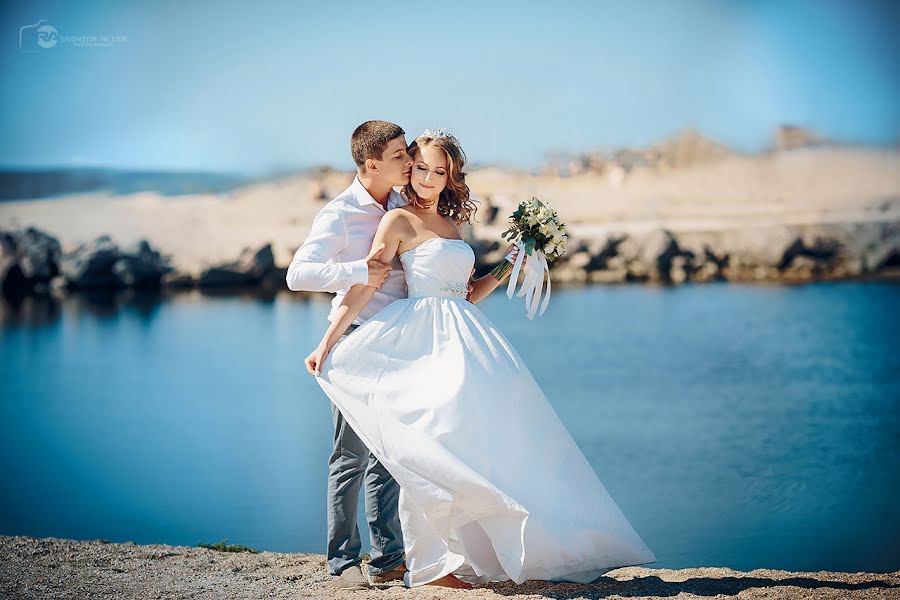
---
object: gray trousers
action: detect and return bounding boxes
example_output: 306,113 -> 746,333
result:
326,331 -> 405,576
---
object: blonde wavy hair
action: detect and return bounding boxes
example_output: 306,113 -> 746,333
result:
403,133 -> 478,225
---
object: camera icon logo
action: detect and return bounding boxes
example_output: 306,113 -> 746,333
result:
19,20 -> 59,52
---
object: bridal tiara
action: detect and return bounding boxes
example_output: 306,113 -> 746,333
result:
420,128 -> 459,145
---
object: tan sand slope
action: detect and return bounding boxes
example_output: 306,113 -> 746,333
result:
1,536 -> 898,599
1,146 -> 898,283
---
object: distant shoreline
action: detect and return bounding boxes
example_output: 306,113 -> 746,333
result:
2,145 -> 899,299
1,535 -> 897,599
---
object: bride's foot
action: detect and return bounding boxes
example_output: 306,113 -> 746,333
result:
425,574 -> 473,589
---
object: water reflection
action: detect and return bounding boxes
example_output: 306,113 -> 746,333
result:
0,288 -> 320,328
1,293 -> 64,327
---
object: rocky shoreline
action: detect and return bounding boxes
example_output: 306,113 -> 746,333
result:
2,219 -> 898,304
0,227 -> 291,302
1,536 -> 897,600
2,145 -> 899,301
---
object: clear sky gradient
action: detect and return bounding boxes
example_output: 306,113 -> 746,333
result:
1,0 -> 898,174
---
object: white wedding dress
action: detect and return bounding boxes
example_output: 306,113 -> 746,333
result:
315,237 -> 656,587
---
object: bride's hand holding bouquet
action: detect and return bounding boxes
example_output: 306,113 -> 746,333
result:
490,197 -> 567,319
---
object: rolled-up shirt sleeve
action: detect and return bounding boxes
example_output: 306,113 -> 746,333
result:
346,257 -> 369,287
286,208 -> 368,292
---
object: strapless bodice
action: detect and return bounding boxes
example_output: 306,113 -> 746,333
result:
398,237 -> 475,300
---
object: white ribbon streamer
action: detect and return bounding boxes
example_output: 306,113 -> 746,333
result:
506,242 -> 527,299
505,242 -> 553,319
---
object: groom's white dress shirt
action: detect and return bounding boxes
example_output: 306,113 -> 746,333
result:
286,175 -> 409,325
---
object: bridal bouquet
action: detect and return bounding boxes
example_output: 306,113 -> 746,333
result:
490,197 -> 568,319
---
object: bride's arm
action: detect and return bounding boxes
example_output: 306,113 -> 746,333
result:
468,243 -> 523,304
306,211 -> 408,375
312,268 -> 379,369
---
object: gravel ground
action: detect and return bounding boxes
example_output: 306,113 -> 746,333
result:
1,535 -> 898,599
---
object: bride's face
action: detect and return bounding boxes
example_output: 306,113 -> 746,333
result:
410,144 -> 448,202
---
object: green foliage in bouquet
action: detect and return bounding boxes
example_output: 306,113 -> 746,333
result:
491,197 -> 568,280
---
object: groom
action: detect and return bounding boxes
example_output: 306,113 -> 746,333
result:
286,120 -> 414,590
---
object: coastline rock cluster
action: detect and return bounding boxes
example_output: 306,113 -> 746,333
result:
0,227 -> 286,301
473,220 -> 900,285
3,218 -> 898,302
3,220 -> 898,302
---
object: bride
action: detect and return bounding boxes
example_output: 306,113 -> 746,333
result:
305,129 -> 655,589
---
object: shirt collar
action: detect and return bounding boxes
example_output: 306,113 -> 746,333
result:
351,174 -> 405,211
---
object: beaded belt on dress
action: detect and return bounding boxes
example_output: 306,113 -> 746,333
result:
408,281 -> 468,299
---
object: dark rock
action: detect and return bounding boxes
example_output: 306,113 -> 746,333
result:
259,267 -> 289,290
485,205 -> 500,225
60,236 -> 173,290
199,243 -> 282,289
703,244 -> 730,270
246,244 -> 276,278
1,263 -> 29,301
198,268 -> 257,287
585,235 -> 626,272
162,272 -> 197,289
1,232 -> 20,297
112,240 -> 174,289
16,227 -> 61,284
654,231 -> 696,284
695,245 -> 729,282
876,248 -> 900,270
1,226 -> 62,299
777,236 -> 840,271
60,236 -> 124,289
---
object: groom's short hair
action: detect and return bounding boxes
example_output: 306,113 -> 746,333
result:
351,121 -> 405,171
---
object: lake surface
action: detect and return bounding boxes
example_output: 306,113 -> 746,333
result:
1,282 -> 898,573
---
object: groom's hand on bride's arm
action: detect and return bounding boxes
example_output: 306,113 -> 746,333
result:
365,243 -> 392,289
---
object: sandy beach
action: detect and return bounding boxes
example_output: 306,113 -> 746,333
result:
1,536 -> 897,600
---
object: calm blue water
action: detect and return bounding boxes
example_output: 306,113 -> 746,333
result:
1,282 -> 898,573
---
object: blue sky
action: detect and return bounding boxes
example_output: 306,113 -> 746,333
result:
1,0 -> 897,174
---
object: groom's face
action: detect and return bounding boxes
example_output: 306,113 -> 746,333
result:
371,135 -> 413,186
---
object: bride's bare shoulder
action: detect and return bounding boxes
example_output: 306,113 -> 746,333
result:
379,206 -> 418,237
393,202 -> 421,217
